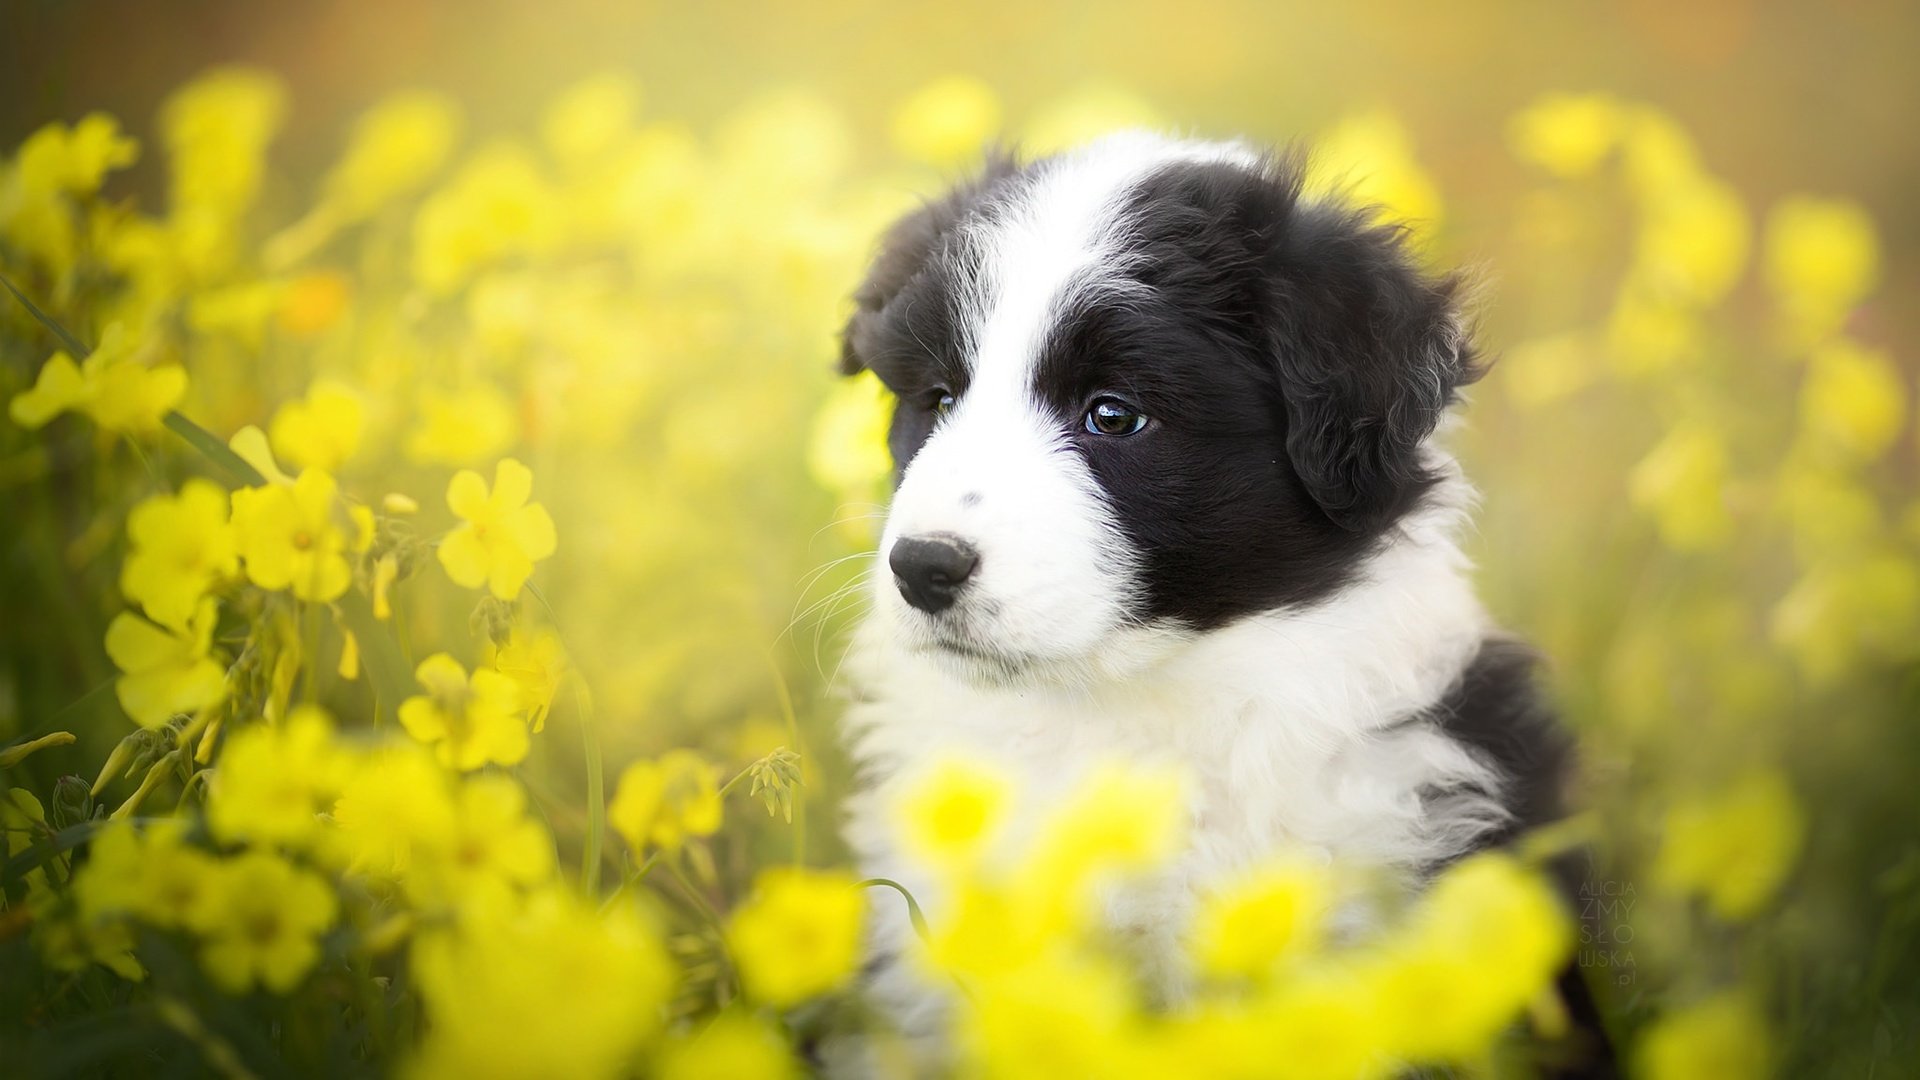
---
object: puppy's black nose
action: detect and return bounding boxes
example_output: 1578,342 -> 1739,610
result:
889,535 -> 978,614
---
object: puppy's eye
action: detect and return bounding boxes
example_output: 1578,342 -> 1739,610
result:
1084,397 -> 1147,437
933,391 -> 956,417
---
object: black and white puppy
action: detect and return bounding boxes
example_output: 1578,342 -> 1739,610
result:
836,132 -> 1580,1050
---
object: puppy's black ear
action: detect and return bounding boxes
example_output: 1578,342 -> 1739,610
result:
839,151 -> 1017,376
1264,189 -> 1480,532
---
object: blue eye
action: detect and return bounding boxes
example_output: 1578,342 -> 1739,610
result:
1084,397 -> 1147,436
933,391 -> 955,417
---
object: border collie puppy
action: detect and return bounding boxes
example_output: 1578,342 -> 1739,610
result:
835,131 -> 1587,1063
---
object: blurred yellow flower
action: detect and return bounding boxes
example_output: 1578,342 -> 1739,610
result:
198,850 -> 337,994
404,383 -> 518,465
726,866 -> 864,1007
1307,111 -> 1444,234
487,626 -> 567,732
270,378 -> 366,472
609,749 -> 723,853
1771,553 -> 1920,683
232,468 -> 355,602
1637,993 -> 1773,1080
437,458 -> 558,600
14,113 -> 139,196
120,479 -> 236,631
77,818 -> 222,932
1260,969 -> 1395,1080
1652,768 -> 1806,920
404,774 -> 555,910
1508,92 -> 1621,178
1632,176 -> 1749,306
543,73 -> 643,171
1798,338 -> 1905,461
412,143 -> 561,293
162,66 -> 287,212
959,951 -> 1140,1080
1764,195 -> 1880,343
1628,423 -> 1734,551
326,90 -> 462,218
891,76 -> 1002,167
659,1011 -> 797,1080
8,324 -> 187,435
411,889 -> 672,1079
399,653 -> 531,770
329,743 -> 458,876
1189,856 -> 1332,981
1371,852 -> 1571,1063
275,270 -> 354,336
897,756 -> 1011,870
104,598 -> 226,728
207,705 -> 351,849
1025,762 -> 1187,893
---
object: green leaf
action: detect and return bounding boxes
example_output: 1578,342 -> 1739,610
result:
335,590 -> 415,727
0,270 -> 87,356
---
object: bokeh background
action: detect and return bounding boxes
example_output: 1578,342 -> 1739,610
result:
3,0 -> 1918,1075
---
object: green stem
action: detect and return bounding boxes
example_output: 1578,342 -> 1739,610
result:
598,852 -> 661,914
858,877 -> 932,943
575,675 -> 604,894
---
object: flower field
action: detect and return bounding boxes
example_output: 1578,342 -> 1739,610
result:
2,3 -> 1917,1077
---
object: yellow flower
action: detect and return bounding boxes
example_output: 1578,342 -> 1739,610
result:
487,626 -> 567,732
275,270 -> 354,336
398,654 -> 529,771
1771,554 -> 1920,683
608,749 -> 723,853
891,76 -> 1002,167
659,1011 -> 798,1080
543,73 -> 643,171
231,469 -> 355,602
14,113 -> 139,196
206,706 -> 351,850
404,774 -> 555,910
269,378 -> 366,473
1258,968 -> 1396,1080
1023,762 -> 1187,895
161,66 -> 286,215
198,850 -> 337,994
411,143 -> 561,293
8,323 -> 186,435
1628,423 -> 1734,551
410,889 -> 673,1080
1369,853 -> 1571,1064
957,951 -> 1139,1080
1799,338 -> 1905,461
104,598 -> 226,728
1764,195 -> 1880,342
329,743 -> 458,876
437,458 -> 558,601
404,383 -> 517,465
119,479 -> 236,631
0,731 -> 75,769
727,866 -> 865,1007
1508,93 -> 1621,178
76,819 -> 221,932
1652,768 -> 1806,920
1631,176 -> 1749,306
325,90 -> 462,218
1189,856 -> 1332,981
896,756 -> 1011,870
1638,993 -> 1772,1080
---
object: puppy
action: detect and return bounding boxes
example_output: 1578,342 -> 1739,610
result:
835,131 -> 1591,1065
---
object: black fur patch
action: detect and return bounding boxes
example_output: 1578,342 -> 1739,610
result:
1419,637 -> 1573,842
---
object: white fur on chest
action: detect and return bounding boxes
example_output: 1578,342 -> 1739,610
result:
840,497 -> 1507,1020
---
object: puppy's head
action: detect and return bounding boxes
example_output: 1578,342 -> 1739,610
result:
841,132 -> 1478,683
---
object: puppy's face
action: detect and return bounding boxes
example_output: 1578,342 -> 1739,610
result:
841,133 -> 1474,683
